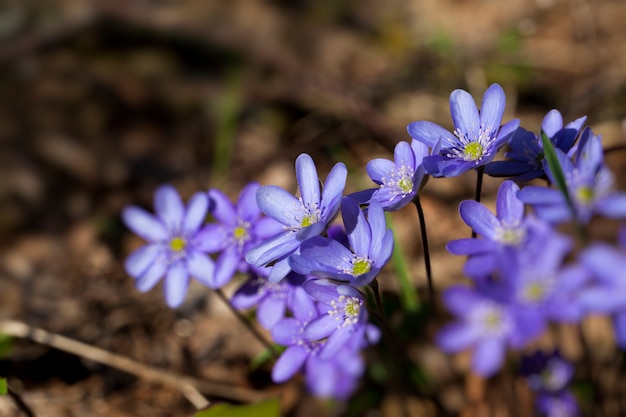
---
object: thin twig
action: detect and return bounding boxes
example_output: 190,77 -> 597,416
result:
214,289 -> 280,359
0,320 -> 271,408
472,166 -> 485,238
7,388 -> 36,417
413,194 -> 435,307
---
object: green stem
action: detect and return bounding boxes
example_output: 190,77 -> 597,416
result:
472,166 -> 485,238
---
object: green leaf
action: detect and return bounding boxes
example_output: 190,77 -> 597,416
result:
0,334 -> 14,358
386,213 -> 420,312
540,131 -> 576,217
249,345 -> 284,371
0,378 -> 7,395
194,398 -> 280,417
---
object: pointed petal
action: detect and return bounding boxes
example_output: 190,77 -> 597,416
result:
472,338 -> 505,376
541,109 -> 564,139
125,244 -> 161,277
410,139 -> 429,163
256,186 -> 301,227
342,198 -> 371,256
442,286 -> 481,316
496,181 -> 523,225
450,88 -> 480,137
321,162 -> 347,219
394,141 -> 416,170
303,315 -> 339,341
245,231 -> 296,266
230,278 -> 265,309
272,346 -> 308,383
207,189 -> 236,225
164,261 -> 189,307
446,238 -> 495,255
291,287 -> 318,322
516,186 -> 563,205
296,153 -> 321,206
183,192 -> 209,232
268,257 -> 293,282
479,84 -> 506,134
436,323 -> 479,352
194,223 -> 229,253
366,158 -> 395,184
122,206 -> 169,242
367,200 -> 389,258
135,261 -> 167,292
407,120 -> 456,148
187,252 -> 216,288
459,200 -> 499,239
237,182 -> 261,221
271,318 -> 300,345
211,249 -> 239,288
155,185 -> 185,230
597,193 -> 626,219
257,297 -> 286,329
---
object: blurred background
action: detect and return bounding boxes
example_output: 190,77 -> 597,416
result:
0,0 -> 625,416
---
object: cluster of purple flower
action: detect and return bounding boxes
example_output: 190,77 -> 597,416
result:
404,84 -> 626,380
521,351 -> 579,417
121,81 -> 626,409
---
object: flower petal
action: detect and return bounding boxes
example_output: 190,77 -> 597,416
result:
472,338 -> 505,376
155,185 -> 185,230
125,244 -> 161,277
135,261 -> 167,292
450,88 -> 480,137
183,192 -> 209,232
296,153 -> 321,206
436,323 -> 479,352
208,189 -> 236,225
446,238 -> 495,255
164,261 -> 190,307
257,297 -> 287,329
187,252 -> 216,288
496,181 -> 523,225
342,198 -> 371,256
479,84 -> 506,135
407,120 -> 456,148
459,200 -> 499,239
366,159 -> 395,184
237,182 -> 262,221
256,186 -> 301,227
211,249 -> 239,288
272,346 -> 308,383
122,206 -> 169,242
194,223 -> 230,253
321,162 -> 347,220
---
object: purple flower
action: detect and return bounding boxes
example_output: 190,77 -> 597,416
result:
289,198 -> 394,287
230,272 -> 306,330
122,185 -> 214,308
302,280 -> 380,357
270,286 -> 365,399
446,180 -> 555,280
436,285 -> 543,376
407,83 -> 519,177
349,139 -> 429,211
517,129 -> 626,224
270,286 -> 322,384
536,391 -> 579,417
578,239 -> 626,347
521,351 -> 574,393
194,183 -> 282,288
485,110 -> 586,181
500,230 -> 587,325
246,153 -> 347,282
